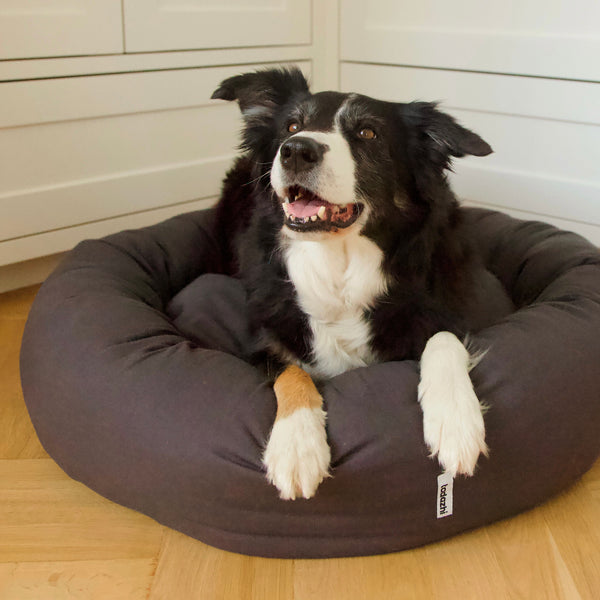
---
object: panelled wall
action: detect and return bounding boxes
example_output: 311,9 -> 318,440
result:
0,0 -> 339,291
341,0 -> 600,244
1,0 -> 599,291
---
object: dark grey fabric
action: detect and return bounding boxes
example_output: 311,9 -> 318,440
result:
20,208 -> 600,558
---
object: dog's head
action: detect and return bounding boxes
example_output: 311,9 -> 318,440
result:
212,67 -> 492,241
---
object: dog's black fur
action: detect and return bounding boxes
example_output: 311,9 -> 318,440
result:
212,68 -> 513,372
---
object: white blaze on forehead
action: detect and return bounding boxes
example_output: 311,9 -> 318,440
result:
271,128 -> 356,206
334,94 -> 359,126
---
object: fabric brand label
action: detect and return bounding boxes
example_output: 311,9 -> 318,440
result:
437,472 -> 454,519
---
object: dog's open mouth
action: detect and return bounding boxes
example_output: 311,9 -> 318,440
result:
280,185 -> 364,232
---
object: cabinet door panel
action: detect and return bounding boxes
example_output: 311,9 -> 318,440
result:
0,0 -> 123,59
341,0 -> 600,81
123,0 -> 311,52
0,62 -> 310,256
341,63 -> 600,244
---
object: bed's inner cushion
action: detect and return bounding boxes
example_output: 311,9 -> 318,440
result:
167,274 -> 252,358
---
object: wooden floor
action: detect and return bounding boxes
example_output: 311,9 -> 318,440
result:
1,285 -> 599,600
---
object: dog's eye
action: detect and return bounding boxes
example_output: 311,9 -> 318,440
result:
357,128 -> 376,140
287,121 -> 301,134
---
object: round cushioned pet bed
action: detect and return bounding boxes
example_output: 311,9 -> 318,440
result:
20,207 -> 600,559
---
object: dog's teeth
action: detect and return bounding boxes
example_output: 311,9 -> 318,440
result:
311,215 -> 317,222
317,206 -> 327,220
284,197 -> 290,204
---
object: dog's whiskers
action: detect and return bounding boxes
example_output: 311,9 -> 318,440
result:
243,169 -> 272,188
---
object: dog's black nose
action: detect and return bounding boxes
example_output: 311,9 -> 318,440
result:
280,137 -> 327,173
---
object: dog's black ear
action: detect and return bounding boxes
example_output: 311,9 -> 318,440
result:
211,67 -> 310,114
405,102 -> 492,167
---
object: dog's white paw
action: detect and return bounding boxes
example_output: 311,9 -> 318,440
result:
420,381 -> 488,476
418,332 -> 488,477
263,407 -> 331,500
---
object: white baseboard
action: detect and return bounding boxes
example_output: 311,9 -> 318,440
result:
0,253 -> 65,295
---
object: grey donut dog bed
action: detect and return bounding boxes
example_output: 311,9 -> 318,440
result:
20,207 -> 600,559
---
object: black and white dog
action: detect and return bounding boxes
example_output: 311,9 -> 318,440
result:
211,68 -> 513,500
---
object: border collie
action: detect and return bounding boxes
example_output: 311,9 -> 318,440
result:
211,68 -> 513,500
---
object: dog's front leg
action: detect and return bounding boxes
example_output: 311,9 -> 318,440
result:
263,365 -> 331,500
418,332 -> 488,476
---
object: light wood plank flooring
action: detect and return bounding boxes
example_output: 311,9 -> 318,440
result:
1,285 -> 599,599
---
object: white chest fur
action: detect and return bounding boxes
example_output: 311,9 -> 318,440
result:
283,231 -> 387,379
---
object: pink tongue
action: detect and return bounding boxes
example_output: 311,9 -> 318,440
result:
288,199 -> 328,218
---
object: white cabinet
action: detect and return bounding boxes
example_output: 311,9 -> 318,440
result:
0,0 -> 123,59
123,0 -> 312,52
0,0 -> 318,280
0,0 -> 312,60
340,0 -> 600,244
